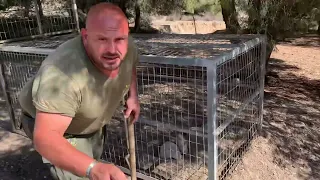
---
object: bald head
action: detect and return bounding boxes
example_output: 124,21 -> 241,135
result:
85,2 -> 128,31
81,2 -> 130,76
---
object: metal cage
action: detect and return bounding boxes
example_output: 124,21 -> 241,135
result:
0,33 -> 266,180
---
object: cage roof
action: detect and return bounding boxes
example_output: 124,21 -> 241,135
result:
0,32 -> 263,60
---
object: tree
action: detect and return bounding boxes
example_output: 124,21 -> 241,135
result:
216,0 -> 319,83
133,1 -> 141,32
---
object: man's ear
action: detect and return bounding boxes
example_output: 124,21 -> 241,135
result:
80,28 -> 88,44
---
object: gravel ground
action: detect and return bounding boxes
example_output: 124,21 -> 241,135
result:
0,34 -> 319,180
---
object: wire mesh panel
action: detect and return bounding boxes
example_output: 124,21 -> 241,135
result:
215,41 -> 264,179
103,63 -> 209,180
39,0 -> 77,34
0,46 -> 51,129
0,0 -> 39,41
0,33 -> 267,180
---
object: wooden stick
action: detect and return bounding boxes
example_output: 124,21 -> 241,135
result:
127,115 -> 137,180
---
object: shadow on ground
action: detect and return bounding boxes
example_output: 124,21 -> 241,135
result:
278,33 -> 320,48
0,93 -> 53,180
0,137 -> 52,180
261,58 -> 320,180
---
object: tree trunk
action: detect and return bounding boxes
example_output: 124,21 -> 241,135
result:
22,0 -> 31,17
248,0 -> 261,33
118,0 -> 129,18
264,40 -> 274,85
220,0 -> 240,33
133,3 -> 141,32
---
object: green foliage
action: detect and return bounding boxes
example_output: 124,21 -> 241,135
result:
124,0 -> 185,16
129,0 -> 221,16
184,0 -> 221,14
149,0 -> 185,15
229,0 -> 320,79
184,0 -> 197,13
0,0 -> 30,9
236,0 -> 319,41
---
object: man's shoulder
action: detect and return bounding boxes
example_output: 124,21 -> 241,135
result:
126,35 -> 139,63
45,35 -> 84,64
128,35 -> 138,52
38,35 -> 90,88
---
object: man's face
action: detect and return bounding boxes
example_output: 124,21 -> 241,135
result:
81,17 -> 129,72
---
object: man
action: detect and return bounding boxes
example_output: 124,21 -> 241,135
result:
18,2 -> 140,180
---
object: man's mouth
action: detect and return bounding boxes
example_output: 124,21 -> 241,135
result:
102,56 -> 119,64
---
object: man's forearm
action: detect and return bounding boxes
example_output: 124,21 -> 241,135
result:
129,67 -> 138,98
34,133 -> 95,177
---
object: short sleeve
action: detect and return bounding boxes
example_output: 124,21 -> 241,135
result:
133,47 -> 140,68
31,65 -> 81,118
129,36 -> 140,68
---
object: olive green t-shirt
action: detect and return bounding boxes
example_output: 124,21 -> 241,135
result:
18,35 -> 139,135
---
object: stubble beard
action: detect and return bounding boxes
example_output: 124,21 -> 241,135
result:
86,48 -> 121,72
102,61 -> 121,71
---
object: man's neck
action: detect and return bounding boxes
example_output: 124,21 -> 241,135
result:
104,69 -> 119,79
91,59 -> 119,79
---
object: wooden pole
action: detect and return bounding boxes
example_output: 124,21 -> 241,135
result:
127,115 -> 137,180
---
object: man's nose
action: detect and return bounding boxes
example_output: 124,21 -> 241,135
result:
106,42 -> 116,53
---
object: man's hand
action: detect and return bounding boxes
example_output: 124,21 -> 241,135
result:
124,95 -> 140,123
124,64 -> 140,123
90,162 -> 127,180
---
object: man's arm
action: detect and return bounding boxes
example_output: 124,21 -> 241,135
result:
124,46 -> 140,122
33,112 -> 125,179
128,66 -> 138,98
31,65 -> 96,177
33,112 -> 95,177
128,43 -> 139,99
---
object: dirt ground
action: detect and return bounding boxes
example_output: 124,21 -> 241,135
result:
0,32 -> 319,180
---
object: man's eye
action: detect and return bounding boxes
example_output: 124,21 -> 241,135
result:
117,38 -> 126,41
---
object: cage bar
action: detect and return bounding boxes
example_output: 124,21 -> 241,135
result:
0,33 -> 266,180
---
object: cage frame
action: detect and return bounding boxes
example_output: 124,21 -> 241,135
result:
0,33 -> 267,180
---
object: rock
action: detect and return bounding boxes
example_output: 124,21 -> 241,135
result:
159,141 -> 182,160
136,153 -> 159,170
176,133 -> 188,155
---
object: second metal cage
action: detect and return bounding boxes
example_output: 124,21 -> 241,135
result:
0,33 -> 266,180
